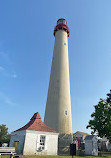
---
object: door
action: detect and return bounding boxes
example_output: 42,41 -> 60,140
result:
13,141 -> 19,153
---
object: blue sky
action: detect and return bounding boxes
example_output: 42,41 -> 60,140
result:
0,0 -> 111,134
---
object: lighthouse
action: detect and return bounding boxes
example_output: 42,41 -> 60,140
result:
44,18 -> 72,134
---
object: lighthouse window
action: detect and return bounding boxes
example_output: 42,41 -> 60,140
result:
65,110 -> 68,116
57,19 -> 63,24
57,19 -> 67,25
63,20 -> 67,25
64,43 -> 66,45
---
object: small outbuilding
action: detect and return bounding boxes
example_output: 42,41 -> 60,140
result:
99,137 -> 111,151
9,112 -> 59,155
74,131 -> 89,143
85,135 -> 98,156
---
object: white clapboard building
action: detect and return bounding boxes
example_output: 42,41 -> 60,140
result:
9,112 -> 59,155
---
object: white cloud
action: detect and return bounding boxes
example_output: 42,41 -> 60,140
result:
0,92 -> 16,107
5,98 -> 15,106
0,51 -> 17,79
0,66 -> 4,70
0,51 -> 11,64
11,74 -> 17,78
0,66 -> 17,79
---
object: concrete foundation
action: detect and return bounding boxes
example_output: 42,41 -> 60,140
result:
58,134 -> 73,155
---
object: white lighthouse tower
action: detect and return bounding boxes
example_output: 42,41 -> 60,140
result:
44,18 -> 72,135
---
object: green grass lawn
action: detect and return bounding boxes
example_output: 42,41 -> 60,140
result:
21,156 -> 111,158
1,156 -> 111,158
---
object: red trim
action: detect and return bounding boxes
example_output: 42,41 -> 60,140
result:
54,23 -> 70,37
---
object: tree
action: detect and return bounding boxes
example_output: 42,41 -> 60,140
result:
106,90 -> 111,103
0,124 -> 10,146
87,98 -> 111,142
73,133 -> 77,142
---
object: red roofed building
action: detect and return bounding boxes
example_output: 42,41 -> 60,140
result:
15,112 -> 57,133
74,131 -> 89,142
9,113 -> 59,155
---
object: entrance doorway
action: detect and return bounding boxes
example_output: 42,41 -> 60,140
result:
13,141 -> 19,153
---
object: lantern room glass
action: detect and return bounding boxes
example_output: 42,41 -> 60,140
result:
57,19 -> 67,25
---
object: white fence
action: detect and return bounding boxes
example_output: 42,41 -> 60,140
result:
0,147 -> 15,155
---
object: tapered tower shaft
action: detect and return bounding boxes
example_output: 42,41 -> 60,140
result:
44,19 -> 72,134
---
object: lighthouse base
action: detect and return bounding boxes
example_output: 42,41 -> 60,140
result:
58,134 -> 73,155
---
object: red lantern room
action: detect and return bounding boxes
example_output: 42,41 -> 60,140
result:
54,18 -> 70,37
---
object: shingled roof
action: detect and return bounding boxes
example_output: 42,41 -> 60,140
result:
75,131 -> 89,136
15,112 -> 57,133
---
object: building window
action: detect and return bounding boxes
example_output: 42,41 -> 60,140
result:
40,135 -> 46,150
